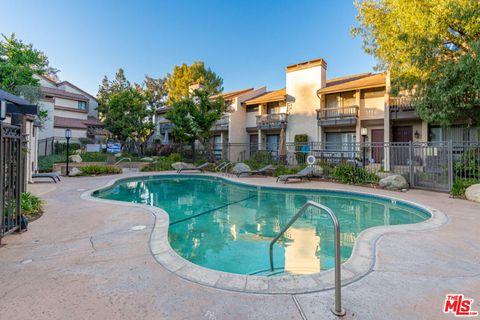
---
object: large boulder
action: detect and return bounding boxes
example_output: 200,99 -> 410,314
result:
465,184 -> 480,203
68,167 -> 82,177
233,163 -> 251,176
171,162 -> 194,170
141,157 -> 154,162
69,154 -> 82,163
379,174 -> 409,190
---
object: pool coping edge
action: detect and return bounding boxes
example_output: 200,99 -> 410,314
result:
80,172 -> 449,295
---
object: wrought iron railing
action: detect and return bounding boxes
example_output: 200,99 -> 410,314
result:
212,116 -> 230,131
256,113 -> 288,127
317,106 -> 359,120
389,97 -> 415,112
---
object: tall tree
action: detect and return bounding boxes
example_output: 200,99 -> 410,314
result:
97,70 -> 159,155
166,89 -> 226,161
0,33 -> 57,93
164,61 -> 223,105
352,0 -> 480,125
135,75 -> 167,110
102,88 -> 155,155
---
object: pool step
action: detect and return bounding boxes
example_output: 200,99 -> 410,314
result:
248,267 -> 286,277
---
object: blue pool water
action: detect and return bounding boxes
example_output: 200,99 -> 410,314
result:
94,175 -> 430,275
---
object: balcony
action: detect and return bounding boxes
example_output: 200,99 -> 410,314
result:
256,113 -> 288,130
159,122 -> 174,134
211,115 -> 230,131
389,97 -> 418,120
317,106 -> 358,127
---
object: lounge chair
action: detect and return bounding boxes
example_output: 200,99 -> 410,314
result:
32,172 -> 61,183
176,162 -> 210,173
235,164 -> 274,177
276,166 -> 314,184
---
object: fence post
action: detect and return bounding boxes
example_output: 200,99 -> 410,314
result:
0,122 -> 3,243
408,141 -> 414,188
448,140 -> 453,192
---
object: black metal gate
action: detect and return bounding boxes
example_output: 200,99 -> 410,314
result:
0,122 -> 24,242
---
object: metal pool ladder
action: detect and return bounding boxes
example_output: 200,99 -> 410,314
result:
269,200 -> 346,317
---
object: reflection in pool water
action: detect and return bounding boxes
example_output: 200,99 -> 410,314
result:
95,176 -> 430,275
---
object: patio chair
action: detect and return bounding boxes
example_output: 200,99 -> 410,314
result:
32,172 -> 61,183
276,166 -> 314,184
235,164 -> 274,177
176,162 -> 210,173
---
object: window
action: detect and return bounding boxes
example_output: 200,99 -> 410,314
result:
247,106 -> 259,113
428,125 -> 480,142
78,101 -> 87,110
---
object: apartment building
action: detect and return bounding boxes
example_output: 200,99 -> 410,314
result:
155,57 -> 478,164
36,75 -> 106,143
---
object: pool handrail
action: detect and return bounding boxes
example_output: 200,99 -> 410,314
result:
269,200 -> 346,317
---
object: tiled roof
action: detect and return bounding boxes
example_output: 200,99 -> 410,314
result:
57,81 -> 97,101
0,89 -> 33,106
42,87 -> 89,102
54,116 -> 87,129
54,116 -> 104,129
318,73 -> 386,95
211,88 -> 254,100
84,116 -> 104,127
243,88 -> 286,105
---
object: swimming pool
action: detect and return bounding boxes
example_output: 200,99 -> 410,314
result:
94,175 -> 431,276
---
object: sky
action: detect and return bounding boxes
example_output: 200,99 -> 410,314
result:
0,0 -> 377,96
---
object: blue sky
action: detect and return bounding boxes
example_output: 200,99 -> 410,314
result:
1,0 -> 377,96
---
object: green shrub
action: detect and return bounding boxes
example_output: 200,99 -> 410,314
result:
454,147 -> 479,179
54,142 -> 80,154
79,165 -> 122,175
168,153 -> 182,162
451,178 -> 478,197
80,152 -> 109,162
38,154 -> 65,172
332,163 -> 378,184
21,192 -> 43,218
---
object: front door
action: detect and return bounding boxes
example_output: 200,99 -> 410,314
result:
266,134 -> 279,160
249,134 -> 258,157
371,129 -> 384,164
392,126 -> 413,165
393,126 -> 413,142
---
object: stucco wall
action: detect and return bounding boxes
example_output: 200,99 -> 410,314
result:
228,87 -> 266,144
286,65 -> 325,143
360,96 -> 385,120
53,128 -> 87,139
37,99 -> 55,140
54,108 -> 88,120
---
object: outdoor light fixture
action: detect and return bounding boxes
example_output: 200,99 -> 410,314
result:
0,99 -> 6,121
414,130 -> 420,139
360,127 -> 368,166
65,128 -> 72,176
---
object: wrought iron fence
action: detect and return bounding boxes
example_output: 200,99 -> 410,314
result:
1,122 -> 24,242
38,137 -> 82,156
166,140 -> 479,193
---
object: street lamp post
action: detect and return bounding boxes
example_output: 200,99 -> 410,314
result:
65,128 -> 72,176
361,127 -> 368,167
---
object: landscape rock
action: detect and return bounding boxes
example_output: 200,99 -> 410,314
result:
141,157 -> 154,162
465,184 -> 480,203
379,174 -> 409,190
312,165 -> 323,176
171,162 -> 194,170
68,167 -> 81,176
233,163 -> 251,175
69,154 -> 82,163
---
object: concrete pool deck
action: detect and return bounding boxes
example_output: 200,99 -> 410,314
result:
0,171 -> 479,319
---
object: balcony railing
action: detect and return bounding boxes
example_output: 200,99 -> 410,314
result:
256,113 -> 288,129
212,115 -> 230,131
389,97 -> 415,112
317,106 -> 359,120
